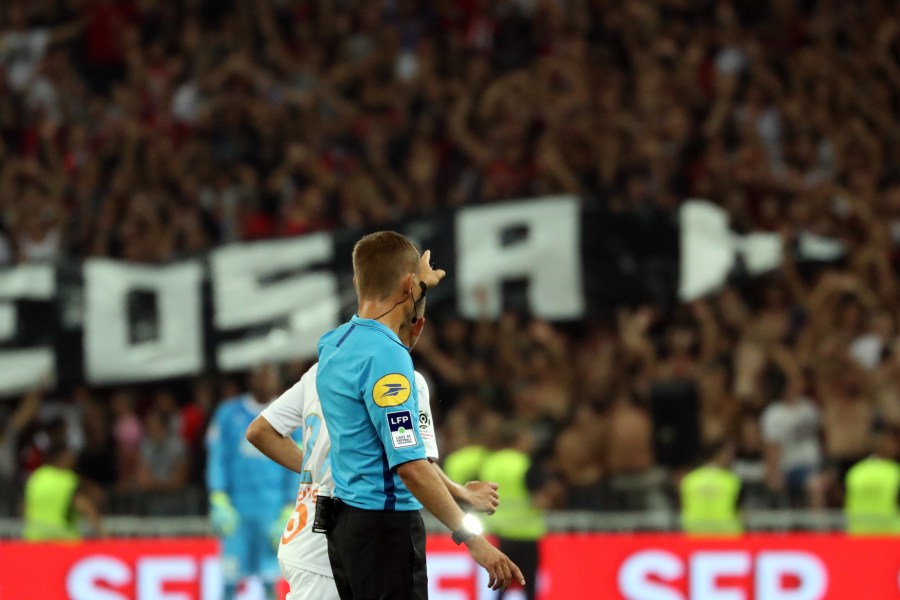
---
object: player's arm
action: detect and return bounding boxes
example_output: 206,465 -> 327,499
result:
432,462 -> 499,515
247,417 -> 304,474
248,374 -> 308,473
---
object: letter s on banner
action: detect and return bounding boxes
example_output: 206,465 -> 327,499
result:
756,552 -> 827,600
456,196 -> 584,320
618,549 -> 684,600
84,259 -> 203,384
211,233 -> 338,372
66,555 -> 131,600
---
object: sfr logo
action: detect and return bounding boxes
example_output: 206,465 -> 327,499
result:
618,550 -> 828,600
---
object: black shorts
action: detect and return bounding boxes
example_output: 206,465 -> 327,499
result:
326,502 -> 427,600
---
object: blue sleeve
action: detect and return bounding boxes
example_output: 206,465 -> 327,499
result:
362,348 -> 427,470
205,405 -> 230,494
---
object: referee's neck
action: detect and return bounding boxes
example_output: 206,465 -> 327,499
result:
358,300 -> 406,339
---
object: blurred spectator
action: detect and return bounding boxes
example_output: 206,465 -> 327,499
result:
136,410 -> 189,492
553,403 -> 603,510
760,373 -> 826,508
732,409 -> 767,508
478,423 -> 546,600
0,380 -> 44,482
76,393 -> 117,488
844,427 -> 900,535
23,444 -> 104,541
110,389 -> 142,488
680,441 -> 742,535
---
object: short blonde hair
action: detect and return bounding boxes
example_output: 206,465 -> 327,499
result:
352,231 -> 420,300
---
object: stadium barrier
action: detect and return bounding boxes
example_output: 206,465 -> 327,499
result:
0,509 -> 850,539
1,531 -> 898,599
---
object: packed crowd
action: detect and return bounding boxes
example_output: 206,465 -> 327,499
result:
3,0 -> 900,514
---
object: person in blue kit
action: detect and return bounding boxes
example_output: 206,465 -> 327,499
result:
206,363 -> 302,599
316,231 -> 524,600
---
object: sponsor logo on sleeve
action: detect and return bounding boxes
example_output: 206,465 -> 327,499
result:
418,411 -> 431,429
418,412 -> 434,439
387,410 -> 418,449
373,374 -> 412,407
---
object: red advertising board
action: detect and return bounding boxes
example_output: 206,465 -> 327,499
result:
1,534 -> 899,599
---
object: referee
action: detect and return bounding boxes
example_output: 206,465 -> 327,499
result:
317,231 -> 524,600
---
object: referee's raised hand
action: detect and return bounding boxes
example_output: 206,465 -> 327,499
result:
418,250 -> 446,289
465,535 -> 526,591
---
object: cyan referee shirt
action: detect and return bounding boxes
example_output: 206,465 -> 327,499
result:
316,315 -> 427,511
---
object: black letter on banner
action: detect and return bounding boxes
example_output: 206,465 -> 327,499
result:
0,265 -> 55,395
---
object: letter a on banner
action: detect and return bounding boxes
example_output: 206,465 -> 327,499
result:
456,196 -> 584,319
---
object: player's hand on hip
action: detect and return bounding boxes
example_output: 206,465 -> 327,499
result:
418,250 -> 446,289
465,535 -> 526,591
463,481 -> 500,515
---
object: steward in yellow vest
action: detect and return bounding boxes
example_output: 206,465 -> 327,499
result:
680,441 -> 743,535
845,429 -> 900,535
24,445 -> 103,541
443,444 -> 489,487
477,424 -> 544,600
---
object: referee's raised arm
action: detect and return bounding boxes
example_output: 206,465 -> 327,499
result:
315,232 -> 523,600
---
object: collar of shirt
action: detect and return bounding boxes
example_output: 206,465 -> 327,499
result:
350,315 -> 410,351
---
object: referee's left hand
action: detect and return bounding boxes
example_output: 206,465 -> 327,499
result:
466,535 -> 526,591
463,481 -> 499,515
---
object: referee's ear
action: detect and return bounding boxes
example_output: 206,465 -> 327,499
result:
409,317 -> 426,349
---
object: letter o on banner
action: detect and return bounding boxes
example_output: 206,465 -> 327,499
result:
84,259 -> 203,384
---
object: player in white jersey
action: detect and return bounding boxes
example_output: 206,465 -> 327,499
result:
247,300 -> 500,599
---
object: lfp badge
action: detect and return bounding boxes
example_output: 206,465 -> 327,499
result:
387,410 -> 418,449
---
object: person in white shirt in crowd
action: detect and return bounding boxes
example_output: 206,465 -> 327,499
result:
761,374 -> 826,508
246,298 -> 500,599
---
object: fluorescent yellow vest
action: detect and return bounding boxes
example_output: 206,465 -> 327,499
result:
478,449 -> 545,541
443,445 -> 489,486
845,457 -> 900,535
680,465 -> 742,535
23,465 -> 80,541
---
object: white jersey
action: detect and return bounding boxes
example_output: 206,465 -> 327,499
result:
261,363 -> 438,576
